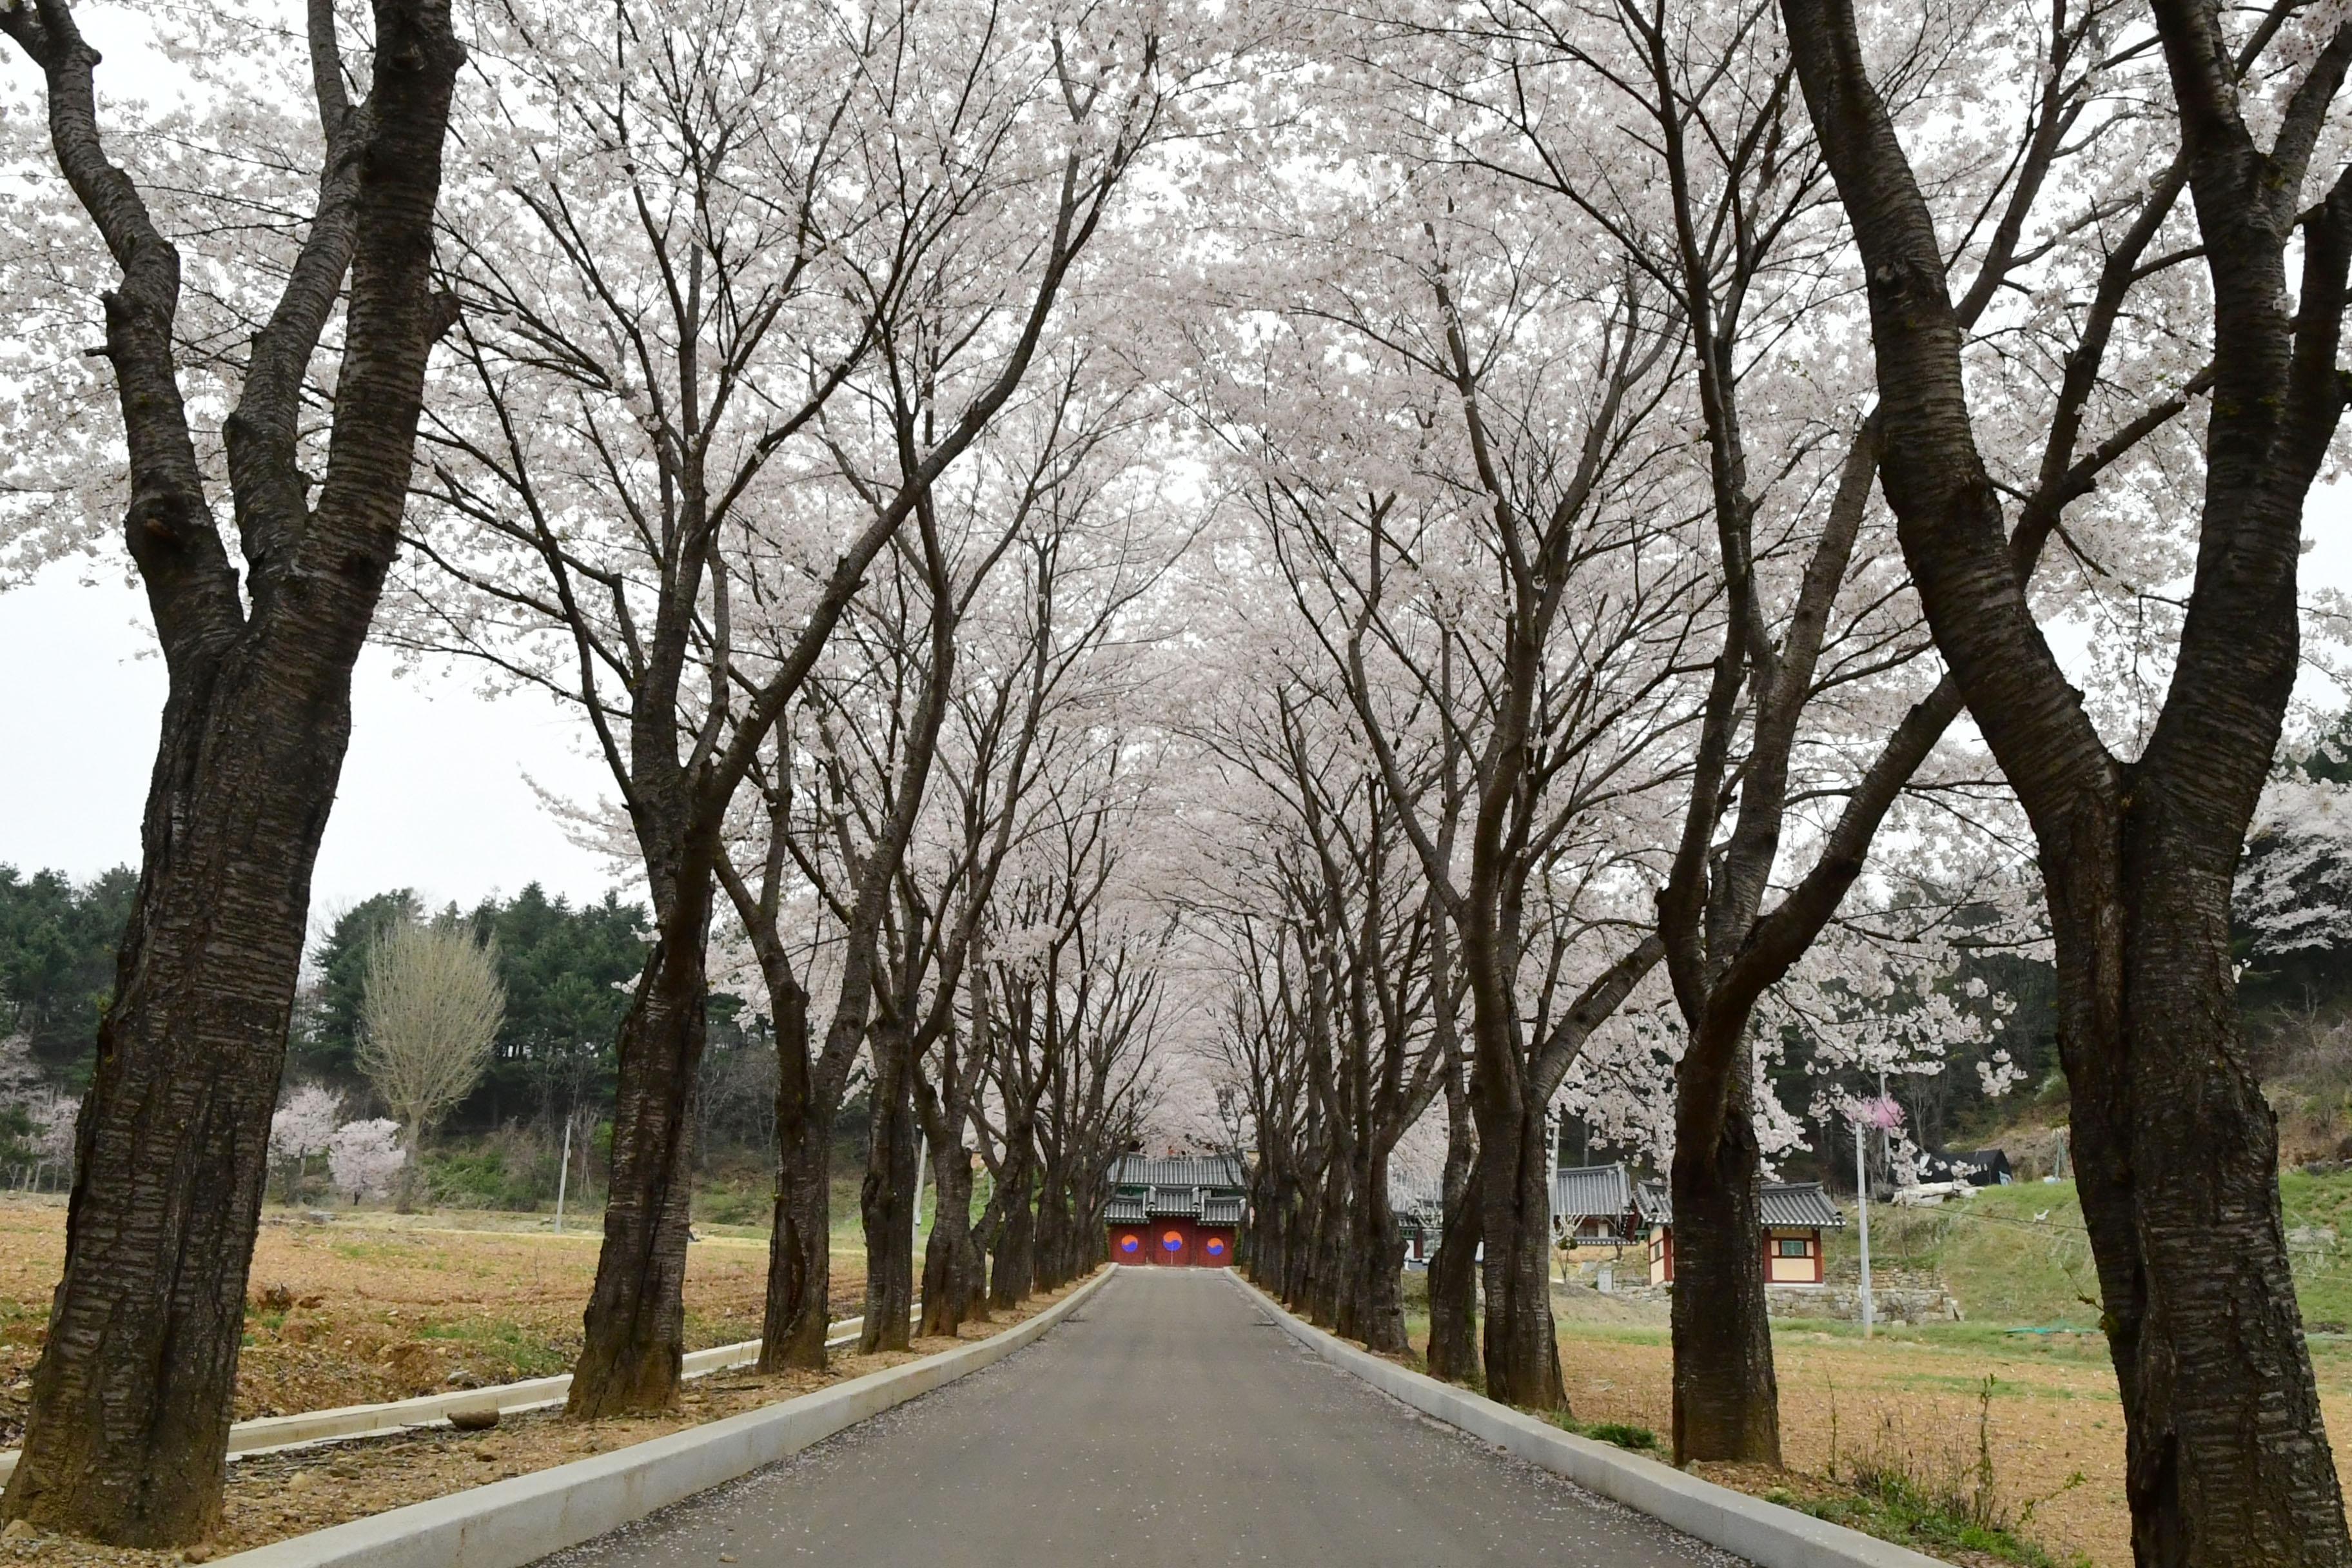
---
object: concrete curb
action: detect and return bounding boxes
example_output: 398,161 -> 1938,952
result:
203,1273 -> 1104,1568
0,1307 -> 916,1480
1230,1273 -> 1949,1568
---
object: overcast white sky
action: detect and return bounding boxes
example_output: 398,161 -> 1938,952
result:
5,483 -> 2352,916
0,564 -> 627,914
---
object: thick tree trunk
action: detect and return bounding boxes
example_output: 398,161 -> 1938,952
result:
1669,1055 -> 1776,1465
2055,805 -> 2349,1567
0,0 -> 462,1536
567,864 -> 713,1416
1353,1145 -> 1408,1354
1308,1152 -> 1351,1328
759,1096 -> 832,1373
1244,1166 -> 1287,1288
1426,1093 -> 1480,1382
972,1177 -> 1005,1282
858,1024 -> 919,1353
1282,1158 -> 1322,1307
1032,1162 -> 1073,1292
919,1148 -> 981,1335
1475,1101 -> 1563,1409
3,676 -> 360,1542
990,1132 -> 1036,1308
1770,0 -> 2352,1553
1426,1153 -> 1482,1382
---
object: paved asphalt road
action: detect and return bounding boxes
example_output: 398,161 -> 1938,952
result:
548,1268 -> 1734,1568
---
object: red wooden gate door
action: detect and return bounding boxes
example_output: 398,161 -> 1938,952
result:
1115,1231 -> 1143,1264
1157,1228 -> 1189,1266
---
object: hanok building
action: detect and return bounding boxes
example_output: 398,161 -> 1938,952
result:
1550,1164 -> 1646,1250
1392,1179 -> 1446,1265
1105,1155 -> 1247,1267
1633,1177 -> 1846,1286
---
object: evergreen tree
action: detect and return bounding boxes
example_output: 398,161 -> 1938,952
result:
0,865 -> 136,1086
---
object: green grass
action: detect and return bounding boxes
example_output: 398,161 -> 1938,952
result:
1776,1475 -> 2085,1568
1816,1170 -> 2352,1329
1571,1420 -> 1665,1457
1801,1374 -> 2090,1568
409,1315 -> 574,1377
1819,1184 -> 2099,1326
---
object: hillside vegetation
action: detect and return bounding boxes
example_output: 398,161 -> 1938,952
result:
1827,1171 -> 2352,1329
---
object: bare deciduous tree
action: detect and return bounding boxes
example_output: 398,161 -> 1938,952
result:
359,921 -> 505,1211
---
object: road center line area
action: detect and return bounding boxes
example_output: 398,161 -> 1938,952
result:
542,1269 -> 1745,1568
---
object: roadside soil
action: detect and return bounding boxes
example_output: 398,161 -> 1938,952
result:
0,1272 -> 1095,1565
0,1198 -> 868,1440
1544,1317 -> 2352,1568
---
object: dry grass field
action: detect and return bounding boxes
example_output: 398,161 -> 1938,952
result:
1386,1272 -> 2352,1568
3,1188 -> 2347,1568
1541,1305 -> 2352,1568
0,1197 -> 870,1443
0,1194 -> 1089,1565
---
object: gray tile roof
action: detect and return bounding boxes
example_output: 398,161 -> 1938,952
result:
1389,1179 -> 1446,1228
1551,1164 -> 1634,1224
1112,1155 -> 1246,1190
1634,1179 -> 1846,1231
1106,1153 -> 1246,1224
1759,1182 -> 1847,1229
1149,1186 -> 1202,1218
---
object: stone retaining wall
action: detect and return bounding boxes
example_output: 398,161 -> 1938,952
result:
1603,1266 -> 1962,1324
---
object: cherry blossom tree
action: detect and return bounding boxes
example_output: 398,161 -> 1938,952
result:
0,0 -> 463,1536
1373,0 -> 2227,1462
326,1118 -> 407,1204
2238,774 -> 2352,962
404,0 -> 1187,1414
1775,0 -> 2352,1551
268,1084 -> 344,1204
1186,159 -> 1706,1406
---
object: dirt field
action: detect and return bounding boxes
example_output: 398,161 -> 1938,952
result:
1545,1310 -> 2352,1568
0,1197 -> 870,1443
0,1277 -> 1093,1567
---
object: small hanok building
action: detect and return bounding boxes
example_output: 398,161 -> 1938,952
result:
1634,1177 -> 1845,1286
1105,1154 -> 1247,1267
1550,1164 -> 1645,1250
1392,1178 -> 1446,1265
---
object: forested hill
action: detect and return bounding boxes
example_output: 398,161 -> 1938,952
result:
12,787 -> 2352,1175
0,865 -> 133,1086
0,874 -> 656,1124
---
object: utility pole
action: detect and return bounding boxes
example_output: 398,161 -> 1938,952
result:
912,1130 -> 928,1264
1547,1108 -> 1563,1282
1854,1119 -> 1874,1340
554,1112 -> 573,1235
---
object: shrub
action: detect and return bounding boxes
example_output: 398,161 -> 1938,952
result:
1582,1422 -> 1658,1452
